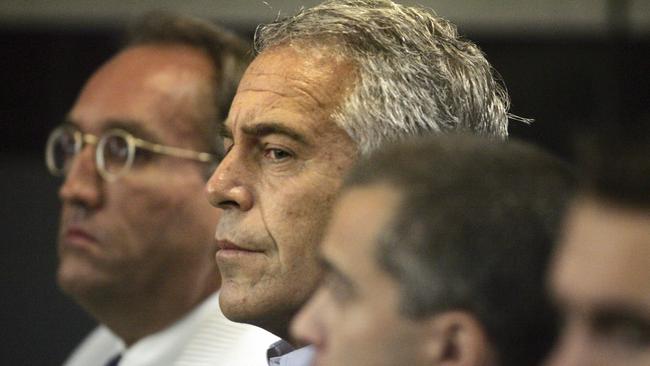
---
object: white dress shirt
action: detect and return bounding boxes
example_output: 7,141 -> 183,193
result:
63,292 -> 279,366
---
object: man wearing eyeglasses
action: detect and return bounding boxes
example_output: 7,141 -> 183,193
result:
46,12 -> 277,366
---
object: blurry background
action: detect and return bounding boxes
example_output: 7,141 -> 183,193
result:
1,0 -> 648,363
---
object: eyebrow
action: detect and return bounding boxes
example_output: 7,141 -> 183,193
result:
103,119 -> 160,142
240,122 -> 308,145
318,255 -> 356,290
592,303 -> 650,328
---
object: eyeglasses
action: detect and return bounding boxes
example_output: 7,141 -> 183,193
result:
45,124 -> 217,182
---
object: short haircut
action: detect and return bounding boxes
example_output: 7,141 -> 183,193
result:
125,11 -> 251,158
574,117 -> 650,208
345,135 -> 576,366
256,0 -> 511,155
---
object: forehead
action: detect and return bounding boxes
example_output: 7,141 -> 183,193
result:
323,184 -> 402,282
69,45 -> 215,144
226,44 -> 355,138
553,197 -> 650,310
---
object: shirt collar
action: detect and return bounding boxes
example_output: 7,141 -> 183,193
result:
267,339 -> 295,360
267,344 -> 315,366
118,292 -> 220,365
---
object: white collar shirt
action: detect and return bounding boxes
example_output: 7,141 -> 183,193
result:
63,292 -> 279,366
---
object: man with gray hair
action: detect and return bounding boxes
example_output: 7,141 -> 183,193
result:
206,0 -> 511,363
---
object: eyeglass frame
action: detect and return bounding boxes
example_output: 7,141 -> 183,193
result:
45,124 -> 218,182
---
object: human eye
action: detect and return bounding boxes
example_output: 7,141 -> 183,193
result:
322,271 -> 356,305
262,145 -> 294,162
593,312 -> 650,349
100,132 -> 135,168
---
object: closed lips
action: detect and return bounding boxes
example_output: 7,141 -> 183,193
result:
216,239 -> 262,252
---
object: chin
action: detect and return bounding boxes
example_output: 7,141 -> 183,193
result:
219,283 -> 299,338
218,281 -> 256,322
57,258 -> 115,303
58,266 -> 93,296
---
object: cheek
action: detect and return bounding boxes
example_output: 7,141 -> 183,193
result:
104,190 -> 165,262
116,183 -> 177,221
607,345 -> 650,366
325,306 -> 395,366
108,178 -> 204,252
348,308 -> 388,339
262,177 -> 339,253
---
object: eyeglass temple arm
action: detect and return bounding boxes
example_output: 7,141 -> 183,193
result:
134,138 -> 217,163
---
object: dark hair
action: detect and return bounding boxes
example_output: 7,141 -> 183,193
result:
345,135 -> 576,366
124,11 -> 251,160
575,118 -> 650,207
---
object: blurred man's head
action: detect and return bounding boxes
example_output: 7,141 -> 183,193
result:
206,0 -> 511,339
292,135 -> 576,366
47,12 -> 249,344
547,122 -> 650,366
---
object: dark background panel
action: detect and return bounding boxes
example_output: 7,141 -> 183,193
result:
1,29 -> 119,365
2,28 -> 120,153
1,153 -> 94,364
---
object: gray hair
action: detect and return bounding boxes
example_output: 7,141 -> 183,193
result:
256,0 -> 510,155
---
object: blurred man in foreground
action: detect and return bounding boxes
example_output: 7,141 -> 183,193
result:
206,2 -> 514,362
546,123 -> 650,366
47,12 -> 276,365
292,135 -> 576,366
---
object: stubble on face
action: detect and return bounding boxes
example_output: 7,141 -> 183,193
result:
212,44 -> 358,336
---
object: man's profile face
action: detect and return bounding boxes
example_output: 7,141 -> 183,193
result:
206,44 -> 358,333
57,45 -> 220,305
291,184 -> 429,366
547,197 -> 650,366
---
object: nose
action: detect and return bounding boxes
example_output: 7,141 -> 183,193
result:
291,287 -> 329,348
206,145 -> 254,212
58,144 -> 103,208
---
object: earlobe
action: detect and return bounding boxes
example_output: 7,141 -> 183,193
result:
421,311 -> 497,366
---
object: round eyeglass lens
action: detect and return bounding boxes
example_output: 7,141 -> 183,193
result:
98,131 -> 132,178
46,127 -> 79,176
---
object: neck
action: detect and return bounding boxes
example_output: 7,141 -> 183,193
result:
79,277 -> 218,346
254,312 -> 295,346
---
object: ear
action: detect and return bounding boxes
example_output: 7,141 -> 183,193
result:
421,311 -> 497,366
